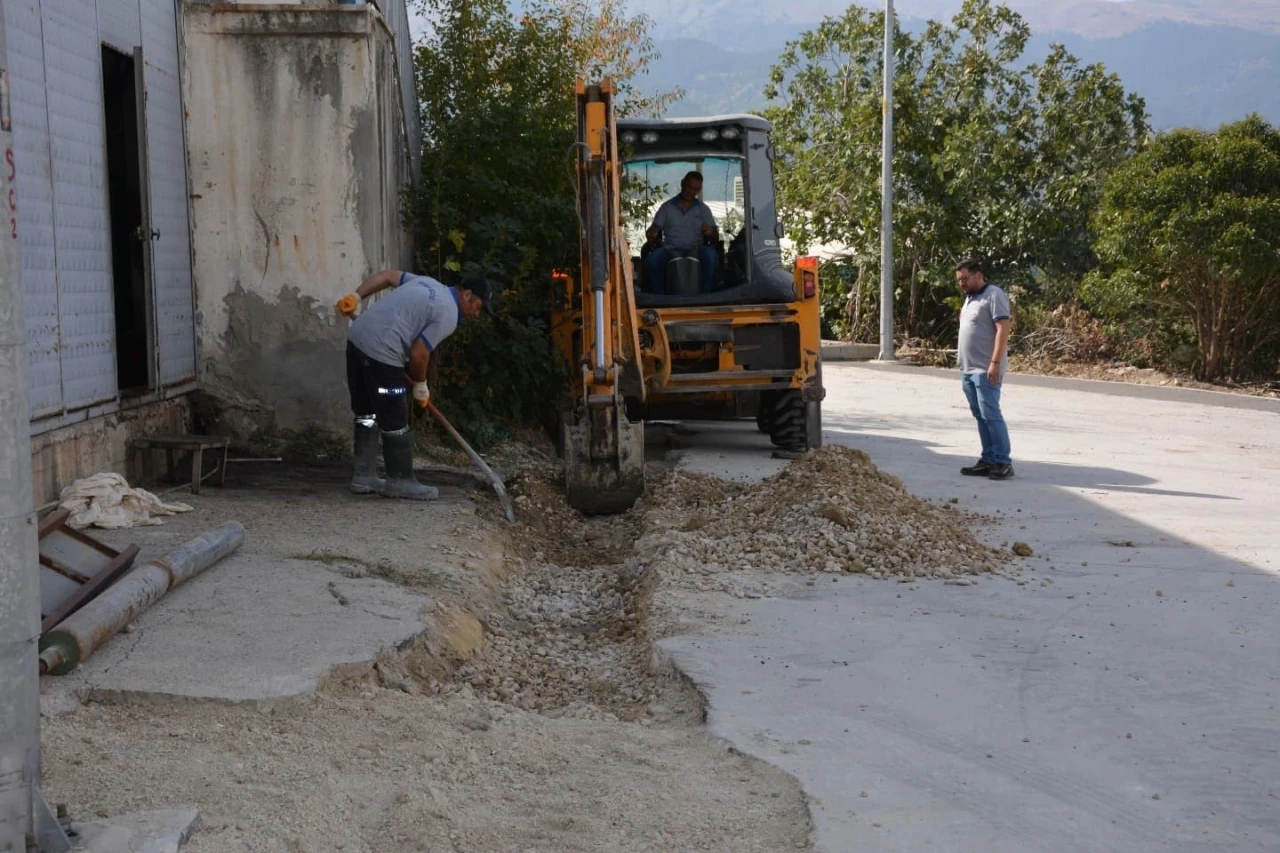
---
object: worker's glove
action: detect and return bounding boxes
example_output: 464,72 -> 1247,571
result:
412,381 -> 431,409
336,293 -> 360,318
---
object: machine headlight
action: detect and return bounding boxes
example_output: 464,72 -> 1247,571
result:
720,126 -> 740,139
640,131 -> 659,144
700,129 -> 719,141
619,131 -> 637,144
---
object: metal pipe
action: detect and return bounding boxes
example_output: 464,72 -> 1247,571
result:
878,0 -> 896,362
587,162 -> 609,374
593,290 -> 607,371
38,522 -> 245,676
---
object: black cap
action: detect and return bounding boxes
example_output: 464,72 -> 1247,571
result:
460,276 -> 497,316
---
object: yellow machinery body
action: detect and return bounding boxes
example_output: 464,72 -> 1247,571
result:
555,82 -> 824,514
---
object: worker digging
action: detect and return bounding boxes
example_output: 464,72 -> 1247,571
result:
336,270 -> 494,499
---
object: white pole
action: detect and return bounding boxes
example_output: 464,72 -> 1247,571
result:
0,18 -> 70,849
878,0 -> 896,361
0,8 -> 40,847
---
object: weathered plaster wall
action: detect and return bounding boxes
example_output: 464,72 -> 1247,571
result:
182,4 -> 412,437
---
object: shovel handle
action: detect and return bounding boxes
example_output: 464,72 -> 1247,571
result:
425,402 -> 516,524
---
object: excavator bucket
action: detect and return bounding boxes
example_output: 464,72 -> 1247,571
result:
564,401 -> 645,515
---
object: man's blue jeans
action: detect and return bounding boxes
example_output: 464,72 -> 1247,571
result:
645,246 -> 717,294
961,372 -> 1011,466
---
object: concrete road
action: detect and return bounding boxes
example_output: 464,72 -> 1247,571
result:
660,363 -> 1280,853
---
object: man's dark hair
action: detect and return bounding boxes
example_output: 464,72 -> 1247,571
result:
955,258 -> 984,275
681,171 -> 704,187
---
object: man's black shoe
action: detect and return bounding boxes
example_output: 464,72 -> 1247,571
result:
961,460 -> 994,476
987,464 -> 1015,480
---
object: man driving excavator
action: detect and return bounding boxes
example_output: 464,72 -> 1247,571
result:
644,171 -> 719,293
335,271 -> 492,499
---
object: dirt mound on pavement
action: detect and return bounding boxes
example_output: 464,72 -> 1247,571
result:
641,445 -> 1008,582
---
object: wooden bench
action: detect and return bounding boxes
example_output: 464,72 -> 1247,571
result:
129,434 -> 230,495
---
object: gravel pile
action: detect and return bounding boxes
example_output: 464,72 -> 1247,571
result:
639,445 -> 1008,583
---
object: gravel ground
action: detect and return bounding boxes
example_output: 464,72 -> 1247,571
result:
43,690 -> 809,853
40,441 -> 1019,851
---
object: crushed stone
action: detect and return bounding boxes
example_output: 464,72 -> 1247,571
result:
636,446 -> 1010,590
381,442 -> 699,724
403,443 -> 1017,728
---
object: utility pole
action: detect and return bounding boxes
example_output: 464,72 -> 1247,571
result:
878,0 -> 896,361
0,12 -> 66,851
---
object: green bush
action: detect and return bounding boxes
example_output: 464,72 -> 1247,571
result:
1086,116 -> 1280,382
405,0 -> 677,445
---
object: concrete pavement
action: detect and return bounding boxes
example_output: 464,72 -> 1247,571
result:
661,362 -> 1280,853
38,464 -> 499,713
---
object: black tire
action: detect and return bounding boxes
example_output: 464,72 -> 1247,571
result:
769,390 -> 806,451
756,391 -> 778,433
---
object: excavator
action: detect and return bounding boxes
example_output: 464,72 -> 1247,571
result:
553,81 -> 824,514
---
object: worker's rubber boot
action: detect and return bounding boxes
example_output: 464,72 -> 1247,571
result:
379,427 -> 438,500
350,421 -> 385,495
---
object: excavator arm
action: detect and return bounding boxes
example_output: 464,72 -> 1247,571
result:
563,81 -> 647,514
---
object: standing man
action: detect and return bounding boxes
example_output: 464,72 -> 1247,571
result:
644,171 -> 719,293
955,259 -> 1014,480
336,271 -> 492,499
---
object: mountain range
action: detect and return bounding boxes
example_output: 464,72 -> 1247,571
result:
638,0 -> 1280,129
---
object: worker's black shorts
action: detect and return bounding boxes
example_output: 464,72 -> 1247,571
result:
346,341 -> 408,432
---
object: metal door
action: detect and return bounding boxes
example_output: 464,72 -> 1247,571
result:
43,0 -> 116,410
139,0 -> 195,386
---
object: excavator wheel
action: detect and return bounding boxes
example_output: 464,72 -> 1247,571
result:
768,389 -> 807,452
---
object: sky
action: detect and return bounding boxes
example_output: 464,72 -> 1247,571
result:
406,0 -> 1137,43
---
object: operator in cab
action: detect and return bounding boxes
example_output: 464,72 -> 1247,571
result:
644,171 -> 719,294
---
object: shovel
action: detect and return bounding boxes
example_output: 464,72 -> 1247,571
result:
425,401 -> 516,523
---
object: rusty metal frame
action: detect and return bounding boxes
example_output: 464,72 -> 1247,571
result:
37,507 -> 141,633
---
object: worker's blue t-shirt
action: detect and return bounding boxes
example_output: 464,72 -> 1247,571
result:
957,283 -> 1011,375
651,196 -> 718,252
347,274 -> 460,367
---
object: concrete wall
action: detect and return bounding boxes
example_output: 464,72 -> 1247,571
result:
182,3 -> 414,439
29,398 -> 190,505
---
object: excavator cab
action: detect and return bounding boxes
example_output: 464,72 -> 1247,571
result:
554,83 -> 824,515
619,115 -> 796,306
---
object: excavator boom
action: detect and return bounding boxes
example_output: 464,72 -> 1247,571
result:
562,81 -> 646,514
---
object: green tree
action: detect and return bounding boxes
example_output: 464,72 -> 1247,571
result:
1084,116 -> 1280,382
764,0 -> 1148,342
407,0 -> 677,443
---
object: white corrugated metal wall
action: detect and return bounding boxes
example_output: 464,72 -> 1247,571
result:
1,0 -> 196,431
140,0 -> 195,384
376,0 -> 420,182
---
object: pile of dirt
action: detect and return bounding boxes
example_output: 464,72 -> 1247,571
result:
638,445 -> 1008,585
